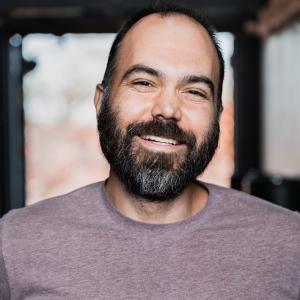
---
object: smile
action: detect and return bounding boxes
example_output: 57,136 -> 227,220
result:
136,135 -> 185,152
141,135 -> 180,145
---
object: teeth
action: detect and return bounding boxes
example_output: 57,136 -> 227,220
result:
142,135 -> 179,145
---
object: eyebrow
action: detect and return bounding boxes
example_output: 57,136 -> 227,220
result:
181,75 -> 215,99
121,64 -> 163,82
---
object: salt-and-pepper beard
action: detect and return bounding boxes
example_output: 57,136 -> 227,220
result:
97,88 -> 220,202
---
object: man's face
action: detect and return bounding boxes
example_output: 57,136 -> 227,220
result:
97,14 -> 220,201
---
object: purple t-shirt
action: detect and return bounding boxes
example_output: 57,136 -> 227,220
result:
1,181 -> 300,299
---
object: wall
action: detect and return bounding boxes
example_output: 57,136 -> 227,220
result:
262,21 -> 300,176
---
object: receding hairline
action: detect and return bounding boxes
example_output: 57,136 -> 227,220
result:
101,4 -> 224,116
115,12 -> 220,72
113,12 -> 221,93
126,11 -> 209,34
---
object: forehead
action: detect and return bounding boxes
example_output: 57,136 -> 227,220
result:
115,13 -> 219,84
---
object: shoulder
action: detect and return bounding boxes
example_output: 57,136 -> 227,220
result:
202,183 -> 300,290
202,182 -> 300,268
204,183 -> 300,246
205,181 -> 300,224
0,181 -> 105,296
203,182 -> 300,240
0,181 -> 104,237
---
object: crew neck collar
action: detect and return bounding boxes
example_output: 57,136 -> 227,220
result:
98,180 -> 222,233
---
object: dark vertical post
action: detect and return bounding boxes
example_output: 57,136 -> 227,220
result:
0,32 -> 25,217
231,32 -> 262,189
0,33 -> 7,216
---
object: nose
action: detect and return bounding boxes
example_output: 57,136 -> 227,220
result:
151,89 -> 182,122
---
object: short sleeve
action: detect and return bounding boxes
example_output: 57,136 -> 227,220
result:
0,217 -> 11,299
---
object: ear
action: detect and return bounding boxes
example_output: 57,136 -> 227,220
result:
94,83 -> 104,114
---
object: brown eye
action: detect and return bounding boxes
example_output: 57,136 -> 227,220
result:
189,90 -> 206,98
133,80 -> 152,87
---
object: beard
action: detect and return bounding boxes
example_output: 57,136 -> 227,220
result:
97,90 -> 220,202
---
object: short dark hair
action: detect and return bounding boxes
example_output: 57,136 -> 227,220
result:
101,2 -> 224,115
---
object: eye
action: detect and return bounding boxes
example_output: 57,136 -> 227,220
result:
130,79 -> 156,93
188,89 -> 207,98
132,80 -> 152,87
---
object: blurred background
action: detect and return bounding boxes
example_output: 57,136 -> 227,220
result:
1,0 -> 300,215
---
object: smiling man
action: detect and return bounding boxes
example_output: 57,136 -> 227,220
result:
95,9 -> 222,223
1,3 -> 300,300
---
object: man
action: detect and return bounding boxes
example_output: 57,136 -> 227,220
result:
1,3 -> 299,299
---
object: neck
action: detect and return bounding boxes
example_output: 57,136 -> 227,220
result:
104,171 -> 208,224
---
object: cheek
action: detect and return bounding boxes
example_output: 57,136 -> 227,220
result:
112,92 -> 153,127
183,105 -> 215,134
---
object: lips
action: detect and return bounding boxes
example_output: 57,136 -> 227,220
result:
141,135 -> 180,145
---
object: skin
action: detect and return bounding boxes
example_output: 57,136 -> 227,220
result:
94,13 -> 220,224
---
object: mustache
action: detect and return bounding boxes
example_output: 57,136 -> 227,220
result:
126,118 -> 196,146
